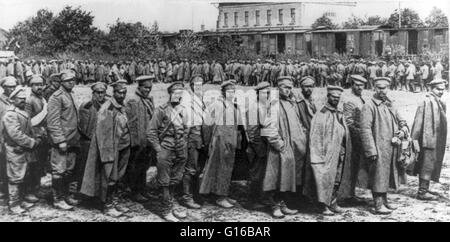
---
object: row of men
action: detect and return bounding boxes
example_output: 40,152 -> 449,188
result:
0,71 -> 447,221
1,57 -> 447,90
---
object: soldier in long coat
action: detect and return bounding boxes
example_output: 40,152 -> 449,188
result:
360,77 -> 407,215
342,75 -> 369,204
24,76 -> 49,203
47,70 -> 81,210
310,86 -> 352,216
80,80 -> 131,218
409,79 -> 447,200
2,88 -> 41,214
261,76 -> 306,218
199,80 -> 247,209
124,75 -> 155,203
212,61 -> 225,84
77,82 -> 108,193
0,76 -> 18,206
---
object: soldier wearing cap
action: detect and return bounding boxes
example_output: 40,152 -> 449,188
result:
146,81 -> 188,222
80,79 -> 131,217
410,79 -> 447,200
124,75 -> 155,203
77,82 -> 108,196
212,60 -> 225,84
261,76 -> 303,218
360,77 -> 408,215
199,79 -> 247,210
47,69 -> 80,210
310,85 -> 352,215
246,81 -> 272,209
178,75 -> 208,209
23,75 -> 49,203
2,88 -> 42,214
1,76 -> 18,205
342,75 -> 368,205
43,73 -> 62,101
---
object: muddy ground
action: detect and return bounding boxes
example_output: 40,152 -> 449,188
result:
1,84 -> 449,222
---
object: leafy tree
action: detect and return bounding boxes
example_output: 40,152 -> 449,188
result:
173,30 -> 205,59
425,7 -> 448,27
387,8 -> 424,28
311,14 -> 339,29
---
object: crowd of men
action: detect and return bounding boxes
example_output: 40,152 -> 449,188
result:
0,56 -> 448,222
0,56 -> 448,92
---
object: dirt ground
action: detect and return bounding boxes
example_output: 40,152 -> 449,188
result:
1,84 -> 449,222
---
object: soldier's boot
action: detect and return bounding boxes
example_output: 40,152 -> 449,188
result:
8,184 -> 26,215
52,177 -> 73,210
247,182 -> 266,210
161,187 -> 179,222
322,204 -> 335,216
216,196 -> 234,209
329,197 -> 345,214
104,187 -> 124,218
0,182 -> 8,207
181,175 -> 201,209
271,204 -> 285,219
382,194 -> 397,210
417,179 -> 438,201
24,184 -> 40,203
373,193 -> 391,215
280,200 -> 298,215
63,175 -> 81,206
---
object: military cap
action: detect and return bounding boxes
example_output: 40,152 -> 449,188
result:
136,75 -> 155,84
9,88 -> 26,99
29,75 -> 44,85
49,73 -> 61,82
428,79 -> 447,87
300,76 -> 315,86
221,80 -> 236,90
327,85 -> 344,94
110,79 -> 128,91
254,81 -> 270,91
25,70 -> 34,78
60,70 -> 76,82
190,74 -> 204,84
1,76 -> 18,87
167,81 -> 185,93
374,77 -> 391,87
91,82 -> 107,92
350,75 -> 367,84
277,76 -> 294,87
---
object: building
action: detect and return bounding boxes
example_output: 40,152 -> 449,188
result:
0,28 -> 8,49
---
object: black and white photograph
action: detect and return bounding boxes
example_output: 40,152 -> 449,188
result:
0,0 -> 449,224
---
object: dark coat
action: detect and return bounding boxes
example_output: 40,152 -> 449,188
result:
125,90 -> 154,148
409,93 -> 447,182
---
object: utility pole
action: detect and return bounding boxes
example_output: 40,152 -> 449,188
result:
398,1 -> 401,28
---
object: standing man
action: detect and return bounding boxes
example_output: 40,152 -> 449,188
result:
47,70 -> 80,210
147,82 -> 188,222
24,75 -> 49,203
77,82 -> 108,194
125,75 -> 155,203
410,79 -> 447,200
0,76 -> 18,206
212,60 -> 225,84
2,88 -> 41,214
360,77 -> 407,214
80,80 -> 131,217
342,75 -> 368,204
310,86 -> 352,215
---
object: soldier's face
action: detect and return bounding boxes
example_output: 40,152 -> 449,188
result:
327,93 -> 341,108
191,82 -> 203,97
138,81 -> 153,97
432,84 -> 445,98
301,84 -> 314,98
3,85 -> 17,96
170,90 -> 183,104
62,79 -> 75,91
31,83 -> 44,96
375,85 -> 389,100
278,85 -> 292,99
352,82 -> 365,96
114,89 -> 127,105
93,90 -> 106,104
13,97 -> 26,110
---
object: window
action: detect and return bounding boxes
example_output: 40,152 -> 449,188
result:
435,29 -> 444,36
278,9 -> 283,24
245,11 -> 249,26
224,12 -> 228,27
290,8 -> 295,24
324,11 -> 336,17
267,9 -> 272,25
234,12 -> 238,26
255,10 -> 260,26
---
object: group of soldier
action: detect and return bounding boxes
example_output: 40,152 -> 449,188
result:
0,56 -> 448,221
1,56 -> 447,92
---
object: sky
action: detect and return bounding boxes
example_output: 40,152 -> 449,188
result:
0,0 -> 449,32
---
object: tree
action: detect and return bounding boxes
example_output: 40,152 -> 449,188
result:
387,8 -> 424,28
174,30 -> 205,59
342,15 -> 387,29
425,7 -> 448,27
312,14 -> 339,29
